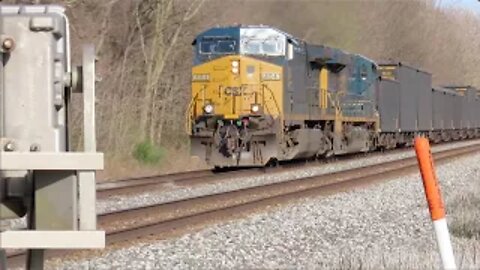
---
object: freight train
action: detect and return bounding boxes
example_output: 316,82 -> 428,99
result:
186,25 -> 480,168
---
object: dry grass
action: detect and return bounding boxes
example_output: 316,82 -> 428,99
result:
321,166 -> 480,269
330,243 -> 480,269
449,180 -> 480,240
97,151 -> 207,182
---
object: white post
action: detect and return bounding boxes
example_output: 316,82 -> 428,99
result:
433,218 -> 456,269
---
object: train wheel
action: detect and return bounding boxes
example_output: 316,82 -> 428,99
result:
266,158 -> 279,168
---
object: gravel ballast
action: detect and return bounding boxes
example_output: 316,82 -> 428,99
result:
3,140 -> 478,231
48,143 -> 480,269
97,139 -> 480,214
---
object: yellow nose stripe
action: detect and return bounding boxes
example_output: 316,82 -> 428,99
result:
224,114 -> 239,119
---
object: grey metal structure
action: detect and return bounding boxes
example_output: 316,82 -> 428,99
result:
377,78 -> 400,132
442,89 -> 457,130
432,87 -> 448,130
471,89 -> 480,128
453,91 -> 463,129
0,5 -> 104,269
376,62 -> 480,145
416,70 -> 433,132
379,62 -> 432,132
444,86 -> 478,129
465,87 -> 477,128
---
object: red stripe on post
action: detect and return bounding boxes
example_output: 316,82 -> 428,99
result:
414,137 -> 446,221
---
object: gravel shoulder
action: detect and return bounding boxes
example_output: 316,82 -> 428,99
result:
48,142 -> 480,269
3,140 -> 477,232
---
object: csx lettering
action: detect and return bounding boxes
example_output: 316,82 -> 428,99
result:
224,87 -> 241,96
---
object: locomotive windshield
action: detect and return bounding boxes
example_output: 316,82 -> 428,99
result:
199,37 -> 236,55
240,28 -> 286,56
241,37 -> 284,55
194,27 -> 288,63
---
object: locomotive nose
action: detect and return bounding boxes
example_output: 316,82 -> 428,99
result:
190,55 -> 283,121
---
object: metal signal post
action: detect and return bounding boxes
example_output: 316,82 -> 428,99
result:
0,5 -> 105,269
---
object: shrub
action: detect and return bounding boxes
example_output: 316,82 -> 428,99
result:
132,140 -> 165,165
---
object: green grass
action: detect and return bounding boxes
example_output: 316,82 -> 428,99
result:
132,140 -> 165,165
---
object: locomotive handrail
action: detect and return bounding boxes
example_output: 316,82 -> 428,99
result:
185,95 -> 197,135
261,84 -> 284,138
186,85 -> 207,135
261,84 -> 282,118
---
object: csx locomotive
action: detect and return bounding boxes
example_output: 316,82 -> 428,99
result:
187,25 -> 480,167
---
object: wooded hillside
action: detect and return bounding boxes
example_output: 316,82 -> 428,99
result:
4,0 -> 480,178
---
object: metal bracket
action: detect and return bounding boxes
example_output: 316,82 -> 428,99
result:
0,35 -> 15,53
78,44 -> 98,230
0,152 -> 103,170
0,231 -> 105,249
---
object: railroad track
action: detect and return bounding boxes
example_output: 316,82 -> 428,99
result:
96,169 -> 215,199
96,146 -> 419,199
7,143 -> 480,268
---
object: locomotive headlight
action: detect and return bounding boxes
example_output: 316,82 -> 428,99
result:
204,104 -> 214,114
251,104 -> 261,113
231,60 -> 240,74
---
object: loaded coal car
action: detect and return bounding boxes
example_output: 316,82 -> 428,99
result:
377,63 -> 432,147
443,85 -> 479,138
431,87 -> 456,139
186,25 -> 480,168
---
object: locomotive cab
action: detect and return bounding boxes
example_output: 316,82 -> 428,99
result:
188,26 -> 291,167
